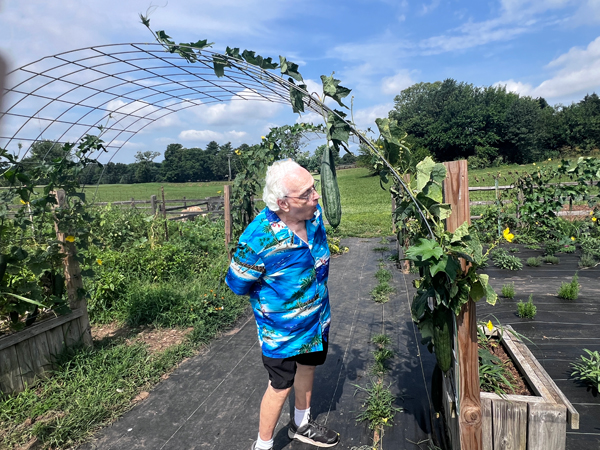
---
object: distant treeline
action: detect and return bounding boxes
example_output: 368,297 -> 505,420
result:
389,79 -> 600,168
9,140 -> 356,185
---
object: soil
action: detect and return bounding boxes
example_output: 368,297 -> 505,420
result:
479,338 -> 534,396
91,323 -> 193,354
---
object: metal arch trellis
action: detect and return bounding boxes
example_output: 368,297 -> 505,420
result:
0,42 -> 433,237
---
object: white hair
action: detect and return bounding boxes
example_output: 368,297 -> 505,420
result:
262,159 -> 303,211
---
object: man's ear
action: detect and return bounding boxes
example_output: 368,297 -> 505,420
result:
277,198 -> 290,212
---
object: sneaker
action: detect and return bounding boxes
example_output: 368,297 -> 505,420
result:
288,417 -> 340,447
250,441 -> 272,450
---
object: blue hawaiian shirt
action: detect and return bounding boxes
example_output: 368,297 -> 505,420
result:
225,205 -> 331,359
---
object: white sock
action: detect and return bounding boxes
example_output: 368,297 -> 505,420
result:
295,407 -> 310,427
255,433 -> 273,450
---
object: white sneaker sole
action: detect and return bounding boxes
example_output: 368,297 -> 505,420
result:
288,429 -> 340,447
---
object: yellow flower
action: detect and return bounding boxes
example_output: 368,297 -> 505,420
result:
571,236 -> 575,241
593,217 -> 597,222
235,149 -> 241,155
382,418 -> 388,423
20,199 -> 27,205
502,227 -> 514,243
65,235 -> 75,243
97,259 -> 103,265
548,158 -> 552,161
217,190 -> 222,194
590,211 -> 594,215
486,320 -> 494,331
261,136 -> 266,139
533,163 -> 536,166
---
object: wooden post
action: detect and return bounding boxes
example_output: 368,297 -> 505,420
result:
161,186 -> 169,241
224,185 -> 231,259
130,197 -> 135,208
442,160 -> 482,450
52,190 -> 92,347
150,195 -> 157,215
183,196 -> 187,208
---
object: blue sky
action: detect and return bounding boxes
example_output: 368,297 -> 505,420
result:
1,0 -> 599,163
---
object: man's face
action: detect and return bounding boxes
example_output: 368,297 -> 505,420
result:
279,167 -> 320,221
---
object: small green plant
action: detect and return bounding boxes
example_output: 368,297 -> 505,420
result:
561,245 -> 576,253
501,283 -> 515,299
571,349 -> 600,392
374,268 -> 392,283
579,253 -> 597,268
491,248 -> 523,271
543,255 -> 560,264
372,347 -> 395,375
371,282 -> 394,303
524,244 -> 541,250
526,257 -> 542,267
508,247 -> 520,253
557,272 -> 579,300
517,295 -> 537,319
354,380 -> 402,430
372,334 -> 392,347
544,241 -> 561,256
372,246 -> 388,253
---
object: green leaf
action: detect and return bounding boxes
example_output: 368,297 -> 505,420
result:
213,54 -> 230,77
156,30 -> 175,46
430,203 -> 452,220
3,292 -> 46,308
470,280 -> 485,302
320,73 -> 351,108
411,288 -> 432,320
450,221 -> 470,243
416,157 -> 436,192
185,39 -> 214,50
279,56 -> 303,82
430,254 -> 460,281
326,110 -> 351,145
226,47 -> 241,59
289,82 -> 307,113
406,238 -> 444,261
485,282 -> 498,306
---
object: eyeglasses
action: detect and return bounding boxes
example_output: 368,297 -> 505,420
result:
284,180 -> 320,201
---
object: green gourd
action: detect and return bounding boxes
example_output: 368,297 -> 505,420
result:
433,307 -> 453,373
321,144 -> 342,228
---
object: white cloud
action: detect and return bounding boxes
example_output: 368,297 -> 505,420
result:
421,0 -> 441,15
296,112 -> 324,126
495,35 -> 600,99
178,129 -> 248,144
381,70 -> 415,95
352,103 -> 394,131
195,89 -> 284,126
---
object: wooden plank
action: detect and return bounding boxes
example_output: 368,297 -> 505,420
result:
481,397 -> 493,450
15,339 -> 36,388
492,398 -> 527,450
62,319 -> 81,348
501,330 -> 556,401
527,403 -> 567,450
29,332 -> 52,376
79,315 -> 93,347
45,325 -> 66,362
0,346 -> 24,394
0,309 -> 83,351
503,326 -> 579,430
481,392 -> 545,403
31,333 -> 52,375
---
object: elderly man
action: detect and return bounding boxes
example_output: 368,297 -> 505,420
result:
226,159 -> 340,450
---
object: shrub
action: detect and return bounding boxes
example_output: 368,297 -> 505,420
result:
580,237 -> 600,260
579,253 -> 597,268
543,255 -> 560,264
508,247 -> 520,253
571,349 -> 600,392
517,295 -> 536,319
557,273 -> 579,300
374,268 -> 392,283
501,283 -> 515,299
527,257 -> 542,267
491,249 -> 523,271
371,282 -> 394,303
561,245 -> 576,253
544,242 -> 561,256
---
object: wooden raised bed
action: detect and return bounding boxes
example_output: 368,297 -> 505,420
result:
442,325 -> 579,450
0,309 -> 91,395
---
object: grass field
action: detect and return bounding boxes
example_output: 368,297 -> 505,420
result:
79,159 -> 593,238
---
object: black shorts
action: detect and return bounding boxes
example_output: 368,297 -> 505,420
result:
262,340 -> 329,390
